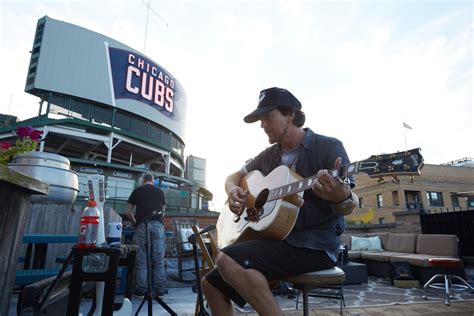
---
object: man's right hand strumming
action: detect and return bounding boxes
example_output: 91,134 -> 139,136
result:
227,186 -> 247,215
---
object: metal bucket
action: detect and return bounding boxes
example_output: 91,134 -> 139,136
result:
8,151 -> 79,205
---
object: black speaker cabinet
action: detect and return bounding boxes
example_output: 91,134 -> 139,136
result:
391,262 -> 414,282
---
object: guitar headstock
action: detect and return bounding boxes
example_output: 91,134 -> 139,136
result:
86,174 -> 107,205
349,148 -> 424,183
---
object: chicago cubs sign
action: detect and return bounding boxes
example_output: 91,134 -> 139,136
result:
109,47 -> 176,116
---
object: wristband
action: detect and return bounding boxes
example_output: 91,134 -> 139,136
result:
334,191 -> 357,215
336,192 -> 353,205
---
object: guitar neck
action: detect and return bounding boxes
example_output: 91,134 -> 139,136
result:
267,147 -> 424,202
267,162 -> 357,202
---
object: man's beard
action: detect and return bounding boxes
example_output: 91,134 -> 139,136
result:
267,124 -> 288,144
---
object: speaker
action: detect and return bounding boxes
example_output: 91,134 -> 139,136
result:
391,262 -> 413,282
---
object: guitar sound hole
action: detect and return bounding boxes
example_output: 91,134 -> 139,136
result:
255,189 -> 270,209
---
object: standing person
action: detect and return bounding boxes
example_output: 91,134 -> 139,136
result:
126,173 -> 167,297
201,87 -> 358,315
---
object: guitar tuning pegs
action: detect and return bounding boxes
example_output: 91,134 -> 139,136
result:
409,175 -> 415,183
391,175 -> 400,184
377,177 -> 385,184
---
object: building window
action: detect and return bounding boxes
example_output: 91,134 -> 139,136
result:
116,111 -> 132,131
91,105 -> 112,126
379,217 -> 385,224
426,191 -> 444,207
451,194 -> 460,208
358,197 -> 363,208
468,197 -> 474,208
149,125 -> 162,143
377,194 -> 383,208
392,191 -> 399,206
161,132 -> 171,148
132,117 -> 148,137
107,176 -> 135,200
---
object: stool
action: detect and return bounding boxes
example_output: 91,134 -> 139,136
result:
283,266 -> 345,316
422,258 -> 474,306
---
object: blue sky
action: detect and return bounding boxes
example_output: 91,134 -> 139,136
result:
1,0 -> 472,209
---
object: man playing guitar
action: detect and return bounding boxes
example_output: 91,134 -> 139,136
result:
202,87 -> 358,315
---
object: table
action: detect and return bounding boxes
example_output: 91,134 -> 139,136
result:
22,234 -> 78,270
67,245 -> 136,316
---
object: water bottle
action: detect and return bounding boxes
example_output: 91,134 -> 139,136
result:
77,200 -> 100,248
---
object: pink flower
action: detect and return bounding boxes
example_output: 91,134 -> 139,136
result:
0,142 -> 11,150
30,129 -> 43,141
15,126 -> 35,139
15,126 -> 43,140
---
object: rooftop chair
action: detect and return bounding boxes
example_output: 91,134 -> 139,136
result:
172,218 -> 198,282
192,224 -> 219,315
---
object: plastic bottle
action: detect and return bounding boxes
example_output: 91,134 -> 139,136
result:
77,199 -> 100,248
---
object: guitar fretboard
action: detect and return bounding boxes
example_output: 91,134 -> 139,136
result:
267,162 -> 358,202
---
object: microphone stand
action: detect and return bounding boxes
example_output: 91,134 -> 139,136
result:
135,215 -> 176,316
188,225 -> 215,316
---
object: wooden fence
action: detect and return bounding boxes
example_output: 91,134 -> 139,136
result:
420,209 -> 474,257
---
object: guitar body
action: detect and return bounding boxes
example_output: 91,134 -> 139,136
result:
217,165 -> 304,248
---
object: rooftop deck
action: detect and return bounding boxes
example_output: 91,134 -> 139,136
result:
8,259 -> 474,315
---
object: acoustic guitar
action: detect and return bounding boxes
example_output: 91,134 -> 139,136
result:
217,148 -> 424,248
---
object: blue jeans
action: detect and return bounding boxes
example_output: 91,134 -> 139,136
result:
134,221 -> 166,294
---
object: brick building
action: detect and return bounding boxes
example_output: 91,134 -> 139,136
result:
349,160 -> 474,224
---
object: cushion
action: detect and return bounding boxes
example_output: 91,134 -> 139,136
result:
415,234 -> 458,256
351,236 -> 383,251
179,227 -> 194,251
341,234 -> 366,250
362,251 -> 411,262
386,233 -> 417,253
366,233 -> 389,250
390,254 -> 447,267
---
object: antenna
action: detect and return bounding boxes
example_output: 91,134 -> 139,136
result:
142,0 -> 168,53
8,94 -> 13,115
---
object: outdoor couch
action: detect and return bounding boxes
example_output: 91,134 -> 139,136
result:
339,233 -> 465,284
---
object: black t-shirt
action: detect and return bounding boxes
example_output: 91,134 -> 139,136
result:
127,184 -> 165,224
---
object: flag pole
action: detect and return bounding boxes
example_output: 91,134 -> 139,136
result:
403,124 -> 408,150
402,121 -> 413,150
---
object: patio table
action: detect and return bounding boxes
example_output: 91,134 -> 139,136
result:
21,234 -> 78,270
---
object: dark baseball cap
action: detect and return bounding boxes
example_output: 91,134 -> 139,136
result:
243,87 -> 302,123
